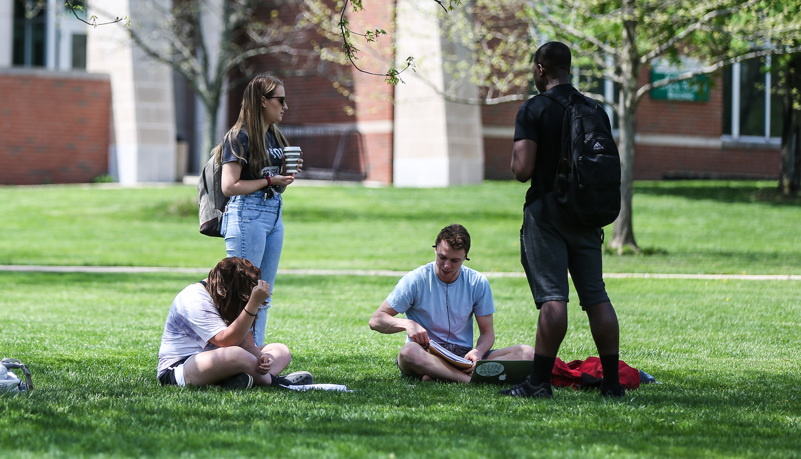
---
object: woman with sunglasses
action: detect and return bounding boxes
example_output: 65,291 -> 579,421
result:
212,74 -> 301,347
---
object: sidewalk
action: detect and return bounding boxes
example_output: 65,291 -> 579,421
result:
1,265 -> 799,280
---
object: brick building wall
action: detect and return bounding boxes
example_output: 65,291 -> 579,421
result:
0,69 -> 111,185
347,1 -> 396,184
635,70 -> 779,179
482,100 -> 522,180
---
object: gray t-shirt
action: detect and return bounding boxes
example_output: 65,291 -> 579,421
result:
157,283 -> 227,378
386,262 -> 495,349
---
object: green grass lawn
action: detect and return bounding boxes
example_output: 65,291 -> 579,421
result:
1,180 -> 800,458
2,180 -> 799,274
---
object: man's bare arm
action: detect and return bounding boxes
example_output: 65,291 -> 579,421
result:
470,314 -> 496,361
511,139 -> 537,182
369,301 -> 430,347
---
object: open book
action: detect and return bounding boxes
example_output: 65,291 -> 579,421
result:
427,340 -> 473,369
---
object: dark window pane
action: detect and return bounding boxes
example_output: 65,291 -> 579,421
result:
30,21 -> 46,66
738,59 -> 766,137
71,33 -> 87,69
770,66 -> 784,138
722,66 -> 732,135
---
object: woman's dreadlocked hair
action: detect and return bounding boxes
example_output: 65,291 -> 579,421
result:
205,257 -> 262,325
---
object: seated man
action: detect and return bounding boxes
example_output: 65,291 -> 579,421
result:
369,224 -> 534,383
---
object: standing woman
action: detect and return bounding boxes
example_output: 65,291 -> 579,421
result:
214,74 -> 301,346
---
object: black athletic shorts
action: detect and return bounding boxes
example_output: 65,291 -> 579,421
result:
158,356 -> 190,386
520,194 -> 610,309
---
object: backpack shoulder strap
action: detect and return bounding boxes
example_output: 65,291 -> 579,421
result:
537,92 -> 572,168
568,92 -> 599,110
538,92 -> 567,110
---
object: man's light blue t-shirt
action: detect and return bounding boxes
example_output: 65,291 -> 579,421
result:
386,262 -> 495,349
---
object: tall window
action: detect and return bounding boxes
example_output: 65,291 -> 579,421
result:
723,57 -> 784,142
12,0 -> 47,67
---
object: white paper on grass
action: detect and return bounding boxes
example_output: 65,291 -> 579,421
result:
283,383 -> 353,392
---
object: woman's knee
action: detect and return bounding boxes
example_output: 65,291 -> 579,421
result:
224,346 -> 258,367
262,342 -> 291,362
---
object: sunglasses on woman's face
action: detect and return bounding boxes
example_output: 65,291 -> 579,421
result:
264,96 -> 286,106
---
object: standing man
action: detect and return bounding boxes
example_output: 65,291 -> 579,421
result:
369,224 -> 534,383
500,42 -> 625,398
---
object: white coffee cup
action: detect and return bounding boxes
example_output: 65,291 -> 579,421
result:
283,146 -> 302,174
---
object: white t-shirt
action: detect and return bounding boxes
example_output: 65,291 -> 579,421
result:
157,283 -> 227,378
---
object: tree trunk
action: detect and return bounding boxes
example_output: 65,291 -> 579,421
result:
610,0 -> 640,253
202,102 -> 218,168
199,0 -> 228,170
779,54 -> 801,196
612,99 -> 638,252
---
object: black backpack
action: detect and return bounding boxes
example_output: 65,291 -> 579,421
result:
197,154 -> 228,238
541,92 -> 621,227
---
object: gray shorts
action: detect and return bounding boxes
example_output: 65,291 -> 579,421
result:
520,194 -> 610,309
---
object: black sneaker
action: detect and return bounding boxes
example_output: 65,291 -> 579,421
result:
217,373 -> 253,390
498,377 -> 553,398
600,382 -> 625,398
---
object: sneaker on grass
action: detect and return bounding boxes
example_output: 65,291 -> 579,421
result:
271,371 -> 314,387
599,382 -> 625,398
498,377 -> 553,398
217,373 -> 254,390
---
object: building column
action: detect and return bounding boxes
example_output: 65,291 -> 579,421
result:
0,2 -> 13,67
86,0 -> 176,184
392,0 -> 483,187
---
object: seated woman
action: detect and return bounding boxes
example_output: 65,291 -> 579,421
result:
157,257 -> 312,389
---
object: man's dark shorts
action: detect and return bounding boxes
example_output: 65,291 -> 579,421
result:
520,194 -> 610,309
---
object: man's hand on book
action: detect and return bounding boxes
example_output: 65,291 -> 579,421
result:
462,349 -> 482,375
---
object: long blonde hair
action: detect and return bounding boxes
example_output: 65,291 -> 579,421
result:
212,74 -> 288,177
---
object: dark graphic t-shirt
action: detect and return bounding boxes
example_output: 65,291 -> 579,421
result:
221,129 -> 284,193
